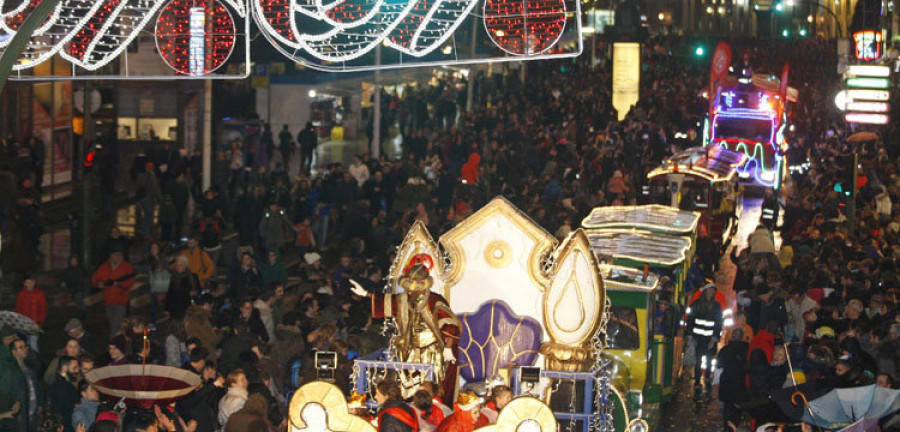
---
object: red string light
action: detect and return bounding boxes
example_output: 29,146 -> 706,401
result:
155,0 -> 236,75
484,0 -> 566,55
5,0 -> 40,31
65,0 -> 123,59
258,0 -> 294,41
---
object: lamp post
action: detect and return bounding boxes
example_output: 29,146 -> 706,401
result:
775,0 -> 844,38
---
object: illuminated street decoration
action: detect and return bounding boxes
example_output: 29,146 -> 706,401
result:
483,0 -> 567,55
0,0 -> 248,78
1,0 -> 578,74
253,0 -> 580,71
155,0 -> 236,75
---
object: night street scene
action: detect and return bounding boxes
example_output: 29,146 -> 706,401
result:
0,0 -> 898,431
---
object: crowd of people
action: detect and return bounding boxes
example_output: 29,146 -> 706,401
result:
674,40 -> 900,432
0,33 -> 896,432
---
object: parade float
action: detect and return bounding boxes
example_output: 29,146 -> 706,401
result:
582,205 -> 701,431
288,197 -> 622,432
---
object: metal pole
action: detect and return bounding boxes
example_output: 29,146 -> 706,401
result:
82,82 -> 92,269
202,0 -> 214,191
372,45 -> 381,159
849,152 -> 858,231
466,17 -> 478,112
202,80 -> 212,191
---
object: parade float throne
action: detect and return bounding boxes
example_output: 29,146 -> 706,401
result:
351,197 -> 609,432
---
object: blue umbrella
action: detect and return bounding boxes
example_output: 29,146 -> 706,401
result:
801,385 -> 900,431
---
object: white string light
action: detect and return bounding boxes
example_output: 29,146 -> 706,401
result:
0,0 -> 246,73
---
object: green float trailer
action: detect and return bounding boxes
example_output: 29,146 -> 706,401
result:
582,206 -> 700,432
582,205 -> 700,306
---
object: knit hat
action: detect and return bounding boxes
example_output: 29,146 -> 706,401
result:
108,334 -> 128,354
64,318 -> 83,333
304,252 -> 322,265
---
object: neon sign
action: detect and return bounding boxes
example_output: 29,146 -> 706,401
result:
846,65 -> 891,77
845,113 -> 889,124
847,89 -> 890,101
853,30 -> 883,61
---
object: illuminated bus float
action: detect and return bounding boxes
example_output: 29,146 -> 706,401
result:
705,74 -> 796,189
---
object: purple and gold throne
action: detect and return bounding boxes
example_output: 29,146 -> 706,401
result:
457,300 -> 543,383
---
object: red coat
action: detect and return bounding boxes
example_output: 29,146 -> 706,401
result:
748,329 -> 775,362
15,288 -> 47,327
435,410 -> 489,432
92,260 -> 135,306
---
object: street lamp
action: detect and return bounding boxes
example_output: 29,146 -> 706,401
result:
774,0 -> 843,37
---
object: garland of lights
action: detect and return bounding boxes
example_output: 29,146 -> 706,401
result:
483,0 -> 567,55
0,0 -> 62,41
61,0 -> 170,71
0,0 -> 244,74
254,0 -> 568,62
154,0 -> 237,75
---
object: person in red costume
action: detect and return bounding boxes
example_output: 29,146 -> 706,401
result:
435,392 -> 489,432
351,259 -> 461,407
374,379 -> 419,432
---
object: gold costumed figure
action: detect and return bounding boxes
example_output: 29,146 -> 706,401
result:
351,260 -> 461,406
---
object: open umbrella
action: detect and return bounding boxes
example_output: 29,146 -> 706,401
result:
847,132 -> 879,143
85,364 -> 201,408
0,311 -> 42,335
797,385 -> 900,431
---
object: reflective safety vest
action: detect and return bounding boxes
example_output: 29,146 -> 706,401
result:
687,300 -> 723,339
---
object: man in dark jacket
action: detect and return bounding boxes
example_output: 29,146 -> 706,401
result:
47,356 -> 80,432
297,123 -> 317,175
686,283 -> 723,390
167,257 -> 200,319
176,348 -> 224,432
717,328 -> 749,430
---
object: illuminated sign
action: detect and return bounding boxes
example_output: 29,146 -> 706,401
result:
845,113 -> 889,124
846,77 -> 890,88
846,89 -> 890,101
853,30 -> 883,61
846,101 -> 890,112
188,7 -> 206,76
846,65 -> 891,77
612,42 -> 641,121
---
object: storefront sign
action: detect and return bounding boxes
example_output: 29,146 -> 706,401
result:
845,113 -> 889,124
846,65 -> 891,77
612,42 -> 640,121
853,30 -> 883,61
